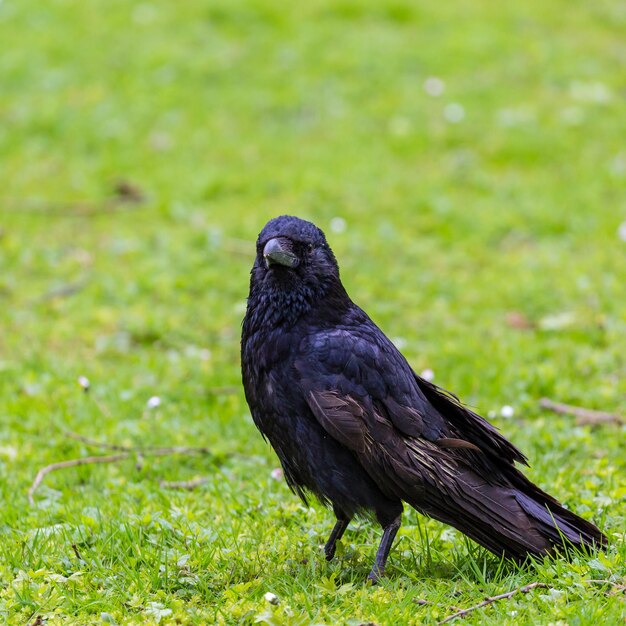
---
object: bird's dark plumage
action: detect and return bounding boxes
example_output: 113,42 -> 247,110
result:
241,215 -> 607,581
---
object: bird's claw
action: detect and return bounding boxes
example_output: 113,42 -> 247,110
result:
366,567 -> 383,584
324,542 -> 336,561
367,563 -> 385,585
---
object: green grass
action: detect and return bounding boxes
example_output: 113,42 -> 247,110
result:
1,0 -> 625,623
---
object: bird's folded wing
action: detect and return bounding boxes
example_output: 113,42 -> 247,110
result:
295,324 -> 526,468
305,389 -> 370,453
302,383 -> 472,506
295,326 -> 445,442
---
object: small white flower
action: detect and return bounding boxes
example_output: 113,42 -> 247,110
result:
78,376 -> 90,391
539,311 -> 575,330
500,405 -> 514,419
618,220 -> 626,242
443,103 -> 465,123
330,217 -> 347,234
147,396 -> 162,409
145,601 -> 172,622
0,446 -> 18,460
420,368 -> 435,382
271,468 -> 284,481
424,76 -> 445,97
264,592 -> 279,605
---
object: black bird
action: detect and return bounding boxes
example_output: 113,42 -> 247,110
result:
241,215 -> 607,582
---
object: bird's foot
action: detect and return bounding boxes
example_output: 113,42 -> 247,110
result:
324,541 -> 336,561
366,566 -> 383,584
324,516 -> 350,562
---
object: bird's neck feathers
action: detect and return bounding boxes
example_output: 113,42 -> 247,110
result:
245,269 -> 351,333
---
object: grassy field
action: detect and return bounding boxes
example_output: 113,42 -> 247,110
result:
1,0 -> 625,623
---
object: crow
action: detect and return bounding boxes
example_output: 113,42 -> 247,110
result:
241,215 -> 607,582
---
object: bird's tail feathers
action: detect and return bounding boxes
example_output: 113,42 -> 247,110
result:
510,473 -> 607,555
413,469 -> 607,561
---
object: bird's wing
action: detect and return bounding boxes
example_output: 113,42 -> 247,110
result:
295,324 -> 442,436
294,325 -> 474,504
295,321 -> 525,469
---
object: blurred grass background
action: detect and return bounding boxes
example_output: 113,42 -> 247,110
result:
0,0 -> 625,624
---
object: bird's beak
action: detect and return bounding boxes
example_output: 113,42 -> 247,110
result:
263,237 -> 299,268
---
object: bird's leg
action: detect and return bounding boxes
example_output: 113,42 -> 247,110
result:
324,508 -> 351,561
367,514 -> 402,583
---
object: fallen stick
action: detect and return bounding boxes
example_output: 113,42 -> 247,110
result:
437,582 -> 548,624
540,398 -> 624,426
584,579 -> 626,595
584,579 -> 625,586
28,454 -> 130,505
28,445 -> 212,505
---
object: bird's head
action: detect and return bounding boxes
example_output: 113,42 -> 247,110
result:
248,216 -> 346,324
257,215 -> 339,268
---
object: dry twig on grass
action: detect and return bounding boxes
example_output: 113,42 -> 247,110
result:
540,398 -> 624,426
28,454 -> 131,505
584,579 -> 626,595
437,582 -> 549,624
28,433 -> 212,505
